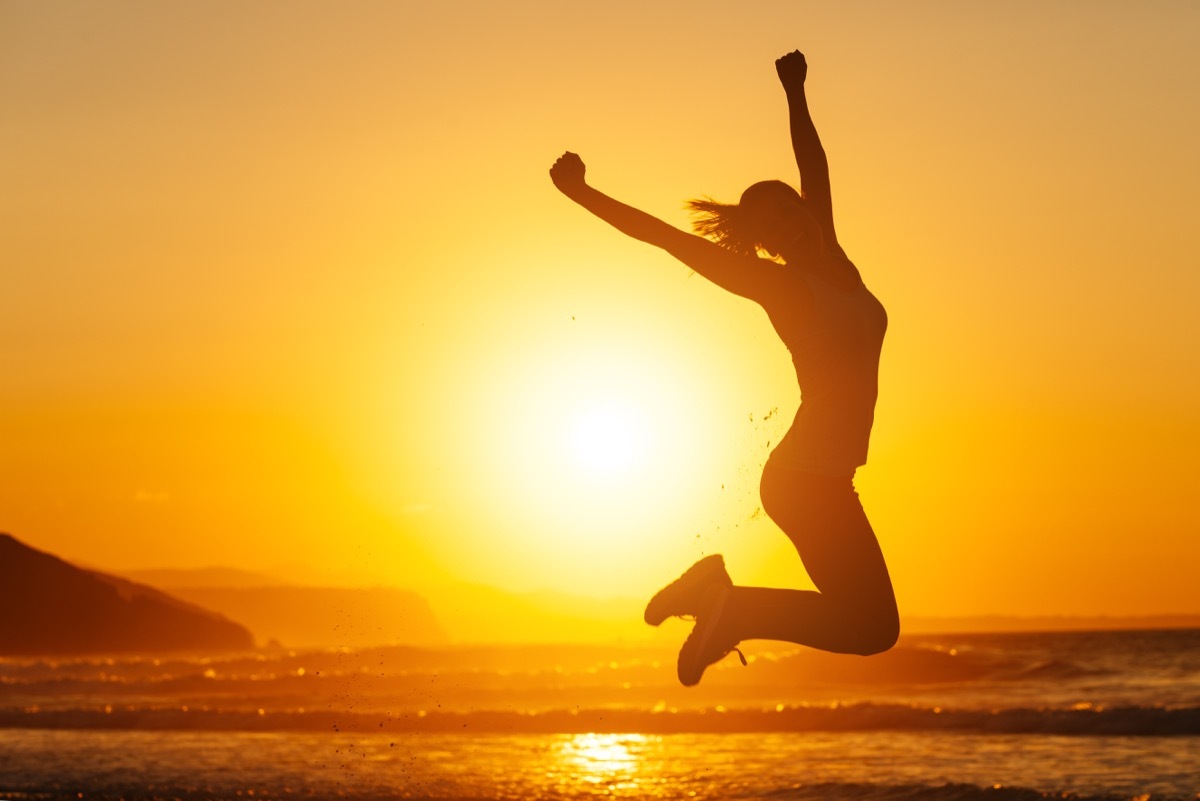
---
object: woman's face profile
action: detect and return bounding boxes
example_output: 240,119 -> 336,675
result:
744,188 -> 818,259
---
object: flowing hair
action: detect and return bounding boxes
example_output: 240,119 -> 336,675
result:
685,197 -> 759,256
687,180 -> 806,258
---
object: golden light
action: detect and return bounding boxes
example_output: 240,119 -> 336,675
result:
415,318 -> 754,593
490,346 -> 695,526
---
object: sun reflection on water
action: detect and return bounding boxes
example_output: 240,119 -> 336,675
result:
555,733 -> 652,794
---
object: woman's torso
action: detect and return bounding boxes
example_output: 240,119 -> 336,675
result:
761,258 -> 887,475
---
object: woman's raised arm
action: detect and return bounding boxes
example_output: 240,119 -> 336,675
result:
776,50 -> 840,252
550,152 -> 773,300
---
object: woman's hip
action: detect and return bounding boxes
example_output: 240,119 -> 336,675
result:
760,456 -> 858,513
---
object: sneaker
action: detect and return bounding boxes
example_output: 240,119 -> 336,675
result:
676,586 -> 746,687
643,554 -> 732,626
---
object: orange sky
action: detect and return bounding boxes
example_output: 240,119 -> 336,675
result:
3,1 -> 1198,621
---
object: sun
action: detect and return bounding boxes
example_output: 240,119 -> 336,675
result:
568,401 -> 648,476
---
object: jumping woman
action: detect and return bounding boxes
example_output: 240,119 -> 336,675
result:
549,49 -> 898,686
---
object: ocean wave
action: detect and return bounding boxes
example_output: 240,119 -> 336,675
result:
1,702 -> 1196,736
745,644 -> 1109,686
0,640 -> 1111,691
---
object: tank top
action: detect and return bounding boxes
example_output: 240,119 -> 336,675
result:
761,259 -> 887,475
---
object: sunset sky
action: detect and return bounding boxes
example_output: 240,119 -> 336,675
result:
3,1 -> 1198,625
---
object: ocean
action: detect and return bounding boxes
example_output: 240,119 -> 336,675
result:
1,628 -> 1197,800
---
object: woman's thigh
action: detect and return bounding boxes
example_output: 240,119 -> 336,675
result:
760,463 -> 895,608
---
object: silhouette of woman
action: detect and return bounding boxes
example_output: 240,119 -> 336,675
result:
550,50 -> 898,686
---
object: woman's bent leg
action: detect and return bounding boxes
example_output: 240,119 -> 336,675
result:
715,467 -> 898,655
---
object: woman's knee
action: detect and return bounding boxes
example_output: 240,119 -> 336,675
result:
845,604 -> 899,656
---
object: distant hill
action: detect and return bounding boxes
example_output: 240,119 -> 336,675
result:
0,533 -> 254,655
134,582 -> 449,648
122,566 -> 286,589
126,568 -> 644,646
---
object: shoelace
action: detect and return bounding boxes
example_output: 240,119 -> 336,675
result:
680,615 -> 747,667
707,640 -> 748,667
681,613 -> 744,661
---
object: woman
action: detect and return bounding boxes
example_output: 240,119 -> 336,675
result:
549,50 -> 898,687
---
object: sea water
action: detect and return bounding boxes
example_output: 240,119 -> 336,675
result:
1,629 -> 1198,799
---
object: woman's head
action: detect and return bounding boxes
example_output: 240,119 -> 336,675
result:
688,180 -> 821,260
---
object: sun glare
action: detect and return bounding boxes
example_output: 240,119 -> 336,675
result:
468,371 -> 676,584
568,402 -> 648,476
436,319 -> 760,593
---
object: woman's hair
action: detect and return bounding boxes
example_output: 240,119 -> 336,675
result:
687,180 -> 805,257
686,197 -> 758,256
